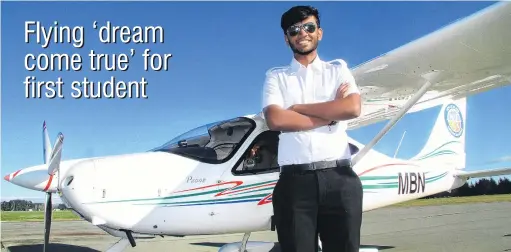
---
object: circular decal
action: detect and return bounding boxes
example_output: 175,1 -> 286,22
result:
444,104 -> 463,138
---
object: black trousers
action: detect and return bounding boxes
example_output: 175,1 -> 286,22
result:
272,163 -> 363,252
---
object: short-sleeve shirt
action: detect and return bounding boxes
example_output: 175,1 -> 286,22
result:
261,56 -> 360,166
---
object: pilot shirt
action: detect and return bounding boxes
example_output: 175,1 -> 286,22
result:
262,55 -> 360,166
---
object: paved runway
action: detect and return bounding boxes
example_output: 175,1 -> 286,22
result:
2,202 -> 511,252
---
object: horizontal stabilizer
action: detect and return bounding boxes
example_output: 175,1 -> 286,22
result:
454,167 -> 511,179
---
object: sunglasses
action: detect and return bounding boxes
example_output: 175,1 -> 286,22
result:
286,22 -> 317,37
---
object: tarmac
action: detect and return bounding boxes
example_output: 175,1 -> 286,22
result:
1,202 -> 511,252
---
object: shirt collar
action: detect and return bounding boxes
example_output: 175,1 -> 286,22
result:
290,55 -> 323,73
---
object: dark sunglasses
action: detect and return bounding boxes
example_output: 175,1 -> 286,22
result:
286,22 -> 317,37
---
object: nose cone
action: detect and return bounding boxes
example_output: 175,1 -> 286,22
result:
4,159 -> 92,193
59,160 -> 96,220
3,167 -> 57,192
4,170 -> 21,182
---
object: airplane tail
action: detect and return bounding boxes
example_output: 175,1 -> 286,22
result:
410,97 -> 466,170
409,97 -> 511,179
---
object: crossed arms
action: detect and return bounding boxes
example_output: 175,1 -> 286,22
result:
262,73 -> 361,132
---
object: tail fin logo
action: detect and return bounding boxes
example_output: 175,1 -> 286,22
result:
444,103 -> 463,138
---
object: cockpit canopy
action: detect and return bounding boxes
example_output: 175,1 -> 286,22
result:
152,117 -> 256,164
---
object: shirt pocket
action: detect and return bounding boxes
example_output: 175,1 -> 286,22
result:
315,81 -> 335,102
282,82 -> 303,106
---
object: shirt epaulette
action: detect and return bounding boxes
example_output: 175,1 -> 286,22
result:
327,58 -> 348,68
266,66 -> 288,76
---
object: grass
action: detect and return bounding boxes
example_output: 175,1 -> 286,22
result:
390,194 -> 511,207
1,210 -> 81,222
1,195 -> 510,222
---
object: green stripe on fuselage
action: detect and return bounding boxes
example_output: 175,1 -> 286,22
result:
84,172 -> 447,205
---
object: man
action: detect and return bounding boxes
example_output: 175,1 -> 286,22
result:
261,5 -> 363,252
245,131 -> 279,170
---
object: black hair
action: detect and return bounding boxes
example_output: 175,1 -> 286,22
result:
280,6 -> 320,34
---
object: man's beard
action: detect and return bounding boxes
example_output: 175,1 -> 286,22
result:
290,39 -> 318,55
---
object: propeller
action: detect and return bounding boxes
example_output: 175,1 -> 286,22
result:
41,121 -> 64,252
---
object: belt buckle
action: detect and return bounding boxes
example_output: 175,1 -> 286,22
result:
310,163 -> 317,170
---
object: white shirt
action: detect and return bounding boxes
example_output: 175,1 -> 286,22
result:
262,56 -> 360,166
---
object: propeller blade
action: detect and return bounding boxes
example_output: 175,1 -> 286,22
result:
47,133 -> 64,176
43,192 -> 52,252
41,122 -> 63,252
42,121 -> 53,164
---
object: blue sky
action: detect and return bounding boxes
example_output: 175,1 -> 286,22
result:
2,1 -> 510,202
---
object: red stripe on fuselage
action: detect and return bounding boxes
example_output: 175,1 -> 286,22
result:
173,181 -> 243,194
357,163 -> 420,176
257,193 -> 273,205
215,182 -> 276,197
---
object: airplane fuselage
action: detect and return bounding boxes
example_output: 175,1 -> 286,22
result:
56,150 -> 465,237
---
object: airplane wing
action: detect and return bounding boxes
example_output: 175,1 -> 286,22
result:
347,2 -> 511,130
454,167 -> 511,179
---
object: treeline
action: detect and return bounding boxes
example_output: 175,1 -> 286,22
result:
424,177 -> 511,198
1,199 -> 68,211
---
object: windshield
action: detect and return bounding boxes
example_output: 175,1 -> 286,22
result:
152,117 -> 256,164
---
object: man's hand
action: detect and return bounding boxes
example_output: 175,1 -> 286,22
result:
335,82 -> 350,99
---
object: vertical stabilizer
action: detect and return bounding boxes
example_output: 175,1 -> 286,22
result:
410,98 -> 466,170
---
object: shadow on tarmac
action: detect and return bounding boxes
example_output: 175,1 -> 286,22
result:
5,243 -> 100,252
191,242 -> 395,251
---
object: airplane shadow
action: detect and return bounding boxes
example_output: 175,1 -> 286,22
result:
6,243 -> 100,252
191,242 -> 395,251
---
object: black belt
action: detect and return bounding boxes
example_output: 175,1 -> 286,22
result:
280,159 -> 351,173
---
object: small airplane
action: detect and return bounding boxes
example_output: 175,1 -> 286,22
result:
4,2 -> 511,252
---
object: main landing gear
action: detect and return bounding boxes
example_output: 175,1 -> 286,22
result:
105,230 -> 136,252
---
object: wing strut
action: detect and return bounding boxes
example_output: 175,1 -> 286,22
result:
393,131 -> 406,158
352,81 -> 433,166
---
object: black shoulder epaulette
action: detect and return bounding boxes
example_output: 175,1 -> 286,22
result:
265,66 -> 288,76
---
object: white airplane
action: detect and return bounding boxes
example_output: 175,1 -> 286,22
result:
4,2 -> 511,252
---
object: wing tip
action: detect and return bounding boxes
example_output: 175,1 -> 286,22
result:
455,167 -> 511,179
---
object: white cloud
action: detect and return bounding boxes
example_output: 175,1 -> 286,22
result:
485,155 -> 511,164
497,155 -> 511,162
